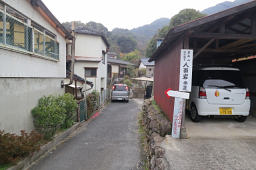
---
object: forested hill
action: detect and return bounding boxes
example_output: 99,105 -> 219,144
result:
202,0 -> 252,15
130,18 -> 170,50
131,18 -> 170,41
62,18 -> 170,57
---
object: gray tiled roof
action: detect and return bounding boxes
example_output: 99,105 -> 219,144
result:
140,58 -> 155,66
107,57 -> 135,66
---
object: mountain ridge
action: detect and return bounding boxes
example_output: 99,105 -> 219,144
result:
202,0 -> 253,15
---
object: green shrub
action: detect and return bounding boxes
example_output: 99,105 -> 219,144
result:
86,91 -> 100,117
32,96 -> 66,139
0,130 -> 42,164
123,79 -> 132,87
56,93 -> 78,128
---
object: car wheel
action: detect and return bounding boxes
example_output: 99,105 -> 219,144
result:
190,105 -> 201,122
126,100 -> 129,103
234,116 -> 247,122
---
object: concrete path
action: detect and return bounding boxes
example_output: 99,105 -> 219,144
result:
30,100 -> 141,170
162,116 -> 256,170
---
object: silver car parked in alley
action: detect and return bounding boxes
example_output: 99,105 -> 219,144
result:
111,84 -> 129,102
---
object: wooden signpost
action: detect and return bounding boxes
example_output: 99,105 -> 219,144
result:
165,49 -> 193,139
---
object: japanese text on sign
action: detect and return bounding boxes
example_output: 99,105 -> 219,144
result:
179,49 -> 193,92
172,97 -> 184,138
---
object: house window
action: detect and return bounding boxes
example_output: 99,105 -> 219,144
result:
102,51 -> 105,64
6,15 -> 32,51
45,35 -> 59,59
34,29 -> 44,55
0,3 -> 59,60
85,68 -> 97,77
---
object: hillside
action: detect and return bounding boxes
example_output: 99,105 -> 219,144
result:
131,18 -> 170,39
130,18 -> 170,50
62,0 -> 255,60
202,0 -> 253,15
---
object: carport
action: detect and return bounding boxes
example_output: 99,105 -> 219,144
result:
150,1 -> 256,124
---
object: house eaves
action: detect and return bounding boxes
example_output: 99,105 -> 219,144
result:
30,0 -> 72,39
74,56 -> 102,62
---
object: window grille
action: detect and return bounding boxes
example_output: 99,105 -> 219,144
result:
0,4 -> 60,60
34,29 -> 44,55
45,35 -> 59,60
5,14 -> 32,51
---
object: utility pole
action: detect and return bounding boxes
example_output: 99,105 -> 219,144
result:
70,22 -> 75,84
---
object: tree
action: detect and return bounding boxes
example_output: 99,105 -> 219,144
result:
145,9 -> 206,58
84,21 -> 109,36
145,26 -> 169,59
116,36 -> 137,53
122,50 -> 141,65
62,21 -> 86,31
169,9 -> 206,28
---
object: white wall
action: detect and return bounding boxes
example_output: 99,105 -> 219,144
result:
146,66 -> 154,78
1,0 -> 66,78
74,59 -> 107,93
139,62 -> 146,69
75,34 -> 103,58
0,78 -> 64,134
74,33 -> 108,93
0,0 -> 66,133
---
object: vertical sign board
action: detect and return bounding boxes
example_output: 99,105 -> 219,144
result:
172,49 -> 193,138
171,97 -> 184,138
179,49 -> 193,92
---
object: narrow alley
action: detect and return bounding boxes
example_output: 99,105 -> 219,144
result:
30,100 -> 142,170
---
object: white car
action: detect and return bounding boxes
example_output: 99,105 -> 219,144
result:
189,67 -> 250,122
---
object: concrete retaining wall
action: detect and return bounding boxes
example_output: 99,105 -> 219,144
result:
0,78 -> 64,134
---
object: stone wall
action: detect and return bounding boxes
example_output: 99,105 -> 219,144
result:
133,88 -> 145,98
141,99 -> 172,170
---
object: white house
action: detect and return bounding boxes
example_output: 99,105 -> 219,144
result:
139,58 -> 155,78
0,0 -> 70,133
72,29 -> 109,101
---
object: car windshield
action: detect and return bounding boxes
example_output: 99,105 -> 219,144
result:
114,85 -> 127,91
198,70 -> 244,88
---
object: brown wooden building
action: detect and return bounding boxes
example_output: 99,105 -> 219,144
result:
150,1 -> 256,121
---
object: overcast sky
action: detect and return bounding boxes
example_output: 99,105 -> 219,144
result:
42,0 -> 232,31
